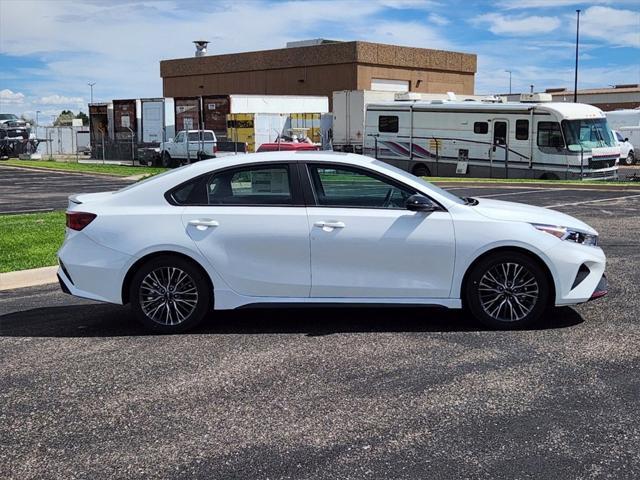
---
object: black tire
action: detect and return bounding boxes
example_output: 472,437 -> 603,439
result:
412,164 -> 430,177
464,251 -> 550,329
624,152 -> 635,166
129,255 -> 211,334
161,152 -> 172,168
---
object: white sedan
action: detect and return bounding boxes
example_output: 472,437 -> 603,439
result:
58,152 -> 607,333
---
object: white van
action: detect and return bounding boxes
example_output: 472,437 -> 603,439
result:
364,97 -> 620,180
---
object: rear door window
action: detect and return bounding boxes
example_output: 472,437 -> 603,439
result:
207,164 -> 292,205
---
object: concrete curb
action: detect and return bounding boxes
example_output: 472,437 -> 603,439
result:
0,266 -> 58,291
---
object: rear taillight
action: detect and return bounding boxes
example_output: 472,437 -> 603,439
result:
66,211 -> 97,231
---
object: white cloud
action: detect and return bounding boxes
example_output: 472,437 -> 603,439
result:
0,89 -> 26,105
40,94 -> 85,105
577,6 -> 640,48
427,13 -> 449,26
473,13 -> 561,36
355,21 -> 455,50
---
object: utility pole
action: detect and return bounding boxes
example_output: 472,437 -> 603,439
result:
88,82 -> 96,104
505,70 -> 512,94
574,9 -> 581,103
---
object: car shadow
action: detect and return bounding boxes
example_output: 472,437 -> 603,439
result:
0,303 -> 584,338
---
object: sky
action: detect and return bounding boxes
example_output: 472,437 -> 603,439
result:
0,0 -> 638,123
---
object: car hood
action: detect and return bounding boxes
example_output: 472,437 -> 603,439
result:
472,198 -> 597,235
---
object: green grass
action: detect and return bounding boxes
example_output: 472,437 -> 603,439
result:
0,211 -> 66,273
3,159 -> 167,177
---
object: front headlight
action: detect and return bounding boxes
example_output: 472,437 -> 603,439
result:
532,223 -> 598,246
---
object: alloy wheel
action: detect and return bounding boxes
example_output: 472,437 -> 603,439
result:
139,267 -> 199,325
477,262 -> 539,322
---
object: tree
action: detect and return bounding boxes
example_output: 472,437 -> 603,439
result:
53,110 -> 75,126
76,111 -> 89,126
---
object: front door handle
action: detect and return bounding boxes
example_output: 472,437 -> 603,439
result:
314,221 -> 345,229
188,219 -> 219,230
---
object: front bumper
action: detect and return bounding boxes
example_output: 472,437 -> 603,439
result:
543,241 -> 607,306
589,274 -> 608,301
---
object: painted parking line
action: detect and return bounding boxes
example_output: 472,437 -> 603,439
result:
478,189 -> 554,198
545,193 -> 640,209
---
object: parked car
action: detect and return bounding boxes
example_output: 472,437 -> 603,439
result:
613,129 -> 635,165
58,152 -> 607,333
157,129 -> 217,167
0,113 -> 30,140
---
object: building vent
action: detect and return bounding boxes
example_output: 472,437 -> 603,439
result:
520,93 -> 553,103
193,40 -> 209,57
286,39 -> 340,48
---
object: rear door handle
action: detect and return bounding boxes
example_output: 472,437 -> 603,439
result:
314,221 -> 345,229
188,219 -> 219,229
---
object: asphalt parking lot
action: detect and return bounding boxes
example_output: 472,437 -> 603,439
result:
0,165 -> 134,214
1,169 -> 640,478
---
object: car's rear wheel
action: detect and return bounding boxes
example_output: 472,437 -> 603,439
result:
130,255 -> 211,333
465,251 -> 549,329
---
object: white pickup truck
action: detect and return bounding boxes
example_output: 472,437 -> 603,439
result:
158,130 -> 217,167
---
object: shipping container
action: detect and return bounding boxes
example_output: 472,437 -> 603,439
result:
174,97 -> 201,133
140,98 -> 165,144
88,103 -> 111,158
112,99 -> 138,141
227,113 -> 288,152
202,96 -> 230,140
289,113 -> 322,143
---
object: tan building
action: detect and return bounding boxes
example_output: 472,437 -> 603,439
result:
160,40 -> 476,107
505,84 -> 640,111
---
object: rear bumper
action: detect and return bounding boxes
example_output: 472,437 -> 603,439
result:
57,232 -> 131,304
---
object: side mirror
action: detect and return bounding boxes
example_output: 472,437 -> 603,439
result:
406,194 -> 437,212
167,137 -> 174,143
624,138 -> 629,143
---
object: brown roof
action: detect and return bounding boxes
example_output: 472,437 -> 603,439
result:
545,86 -> 640,95
160,41 -> 477,78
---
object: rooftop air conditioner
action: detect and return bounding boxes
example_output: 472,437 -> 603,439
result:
520,93 -> 553,103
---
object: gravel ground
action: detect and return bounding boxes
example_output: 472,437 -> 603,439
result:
1,186 -> 639,479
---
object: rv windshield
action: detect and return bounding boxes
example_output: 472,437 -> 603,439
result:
561,118 -> 615,151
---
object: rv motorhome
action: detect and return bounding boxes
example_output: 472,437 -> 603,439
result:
364,94 -> 620,180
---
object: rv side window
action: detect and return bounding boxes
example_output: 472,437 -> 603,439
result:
537,122 -> 564,148
473,122 -> 488,134
516,120 -> 529,140
379,116 -> 399,133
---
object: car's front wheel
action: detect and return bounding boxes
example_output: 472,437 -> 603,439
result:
130,255 -> 211,333
465,251 -> 550,329
624,151 -> 635,166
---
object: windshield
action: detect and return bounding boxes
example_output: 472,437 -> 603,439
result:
0,114 -> 18,120
562,118 -> 615,151
371,160 -> 466,205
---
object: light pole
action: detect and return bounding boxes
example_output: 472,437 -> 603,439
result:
574,9 -> 581,103
35,110 -> 41,137
505,70 -> 512,94
88,82 -> 96,104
